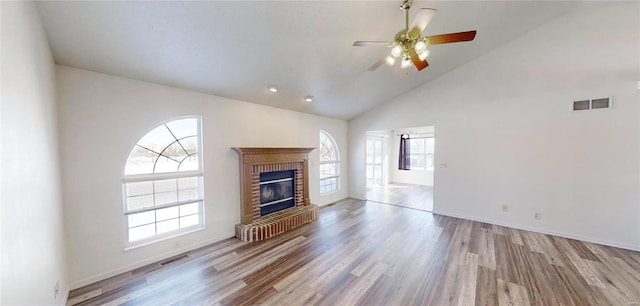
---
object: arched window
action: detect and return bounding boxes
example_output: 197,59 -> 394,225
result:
319,130 -> 340,194
122,117 -> 204,246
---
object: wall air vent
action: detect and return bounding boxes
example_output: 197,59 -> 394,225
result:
572,97 -> 612,111
591,98 -> 611,109
573,100 -> 590,111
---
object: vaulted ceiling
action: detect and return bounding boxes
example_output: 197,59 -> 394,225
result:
36,1 -> 588,120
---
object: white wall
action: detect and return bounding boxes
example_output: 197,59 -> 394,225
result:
56,66 -> 348,288
1,2 -> 68,305
389,127 -> 435,186
349,3 -> 640,250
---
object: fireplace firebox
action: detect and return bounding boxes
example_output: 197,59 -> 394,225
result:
259,170 -> 295,216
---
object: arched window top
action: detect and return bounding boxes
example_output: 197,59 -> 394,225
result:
124,117 -> 201,176
319,130 -> 339,163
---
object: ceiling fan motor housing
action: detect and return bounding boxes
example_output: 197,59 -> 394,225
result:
400,0 -> 413,11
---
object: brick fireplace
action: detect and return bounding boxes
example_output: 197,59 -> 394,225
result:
232,147 -> 319,242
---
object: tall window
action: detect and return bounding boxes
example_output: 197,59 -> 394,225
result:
319,130 -> 340,194
408,137 -> 435,170
122,117 -> 204,246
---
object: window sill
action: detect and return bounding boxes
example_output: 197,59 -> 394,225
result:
123,226 -> 205,252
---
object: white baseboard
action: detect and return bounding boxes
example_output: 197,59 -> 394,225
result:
432,209 -> 640,252
68,231 -> 235,290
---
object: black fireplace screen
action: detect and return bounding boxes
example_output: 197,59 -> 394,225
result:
259,170 -> 295,216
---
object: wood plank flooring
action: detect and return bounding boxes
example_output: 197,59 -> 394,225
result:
366,183 -> 434,211
68,199 -> 640,306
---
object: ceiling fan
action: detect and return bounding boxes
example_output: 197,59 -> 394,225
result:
353,0 -> 477,72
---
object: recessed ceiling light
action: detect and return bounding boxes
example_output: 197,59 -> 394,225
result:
268,85 -> 278,93
305,96 -> 313,103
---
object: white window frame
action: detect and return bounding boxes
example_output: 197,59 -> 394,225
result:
122,116 -> 205,249
319,130 -> 340,195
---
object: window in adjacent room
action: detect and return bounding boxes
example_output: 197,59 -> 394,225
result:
319,130 -> 340,194
122,117 -> 204,247
408,137 -> 435,170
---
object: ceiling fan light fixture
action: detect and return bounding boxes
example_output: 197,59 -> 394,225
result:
414,40 -> 427,53
400,57 -> 412,69
305,96 -> 313,103
268,85 -> 278,93
384,55 -> 396,66
419,49 -> 430,61
391,45 -> 403,58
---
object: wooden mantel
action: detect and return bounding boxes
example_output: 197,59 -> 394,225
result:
232,147 -> 315,165
232,147 -> 314,225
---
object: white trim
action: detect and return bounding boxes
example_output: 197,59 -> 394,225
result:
432,208 -> 640,252
69,231 -> 235,290
123,170 -> 203,183
124,226 -> 205,251
125,199 -> 202,215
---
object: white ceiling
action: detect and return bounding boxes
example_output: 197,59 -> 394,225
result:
36,1 -> 586,120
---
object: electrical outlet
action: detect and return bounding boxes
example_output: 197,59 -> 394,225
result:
501,204 -> 509,212
534,212 -> 542,220
54,281 -> 59,299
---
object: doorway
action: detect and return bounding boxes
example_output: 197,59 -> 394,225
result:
365,126 -> 435,212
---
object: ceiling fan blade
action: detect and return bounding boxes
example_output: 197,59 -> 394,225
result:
409,51 -> 428,71
367,58 -> 386,71
410,8 -> 437,35
353,41 -> 393,47
426,30 -> 477,45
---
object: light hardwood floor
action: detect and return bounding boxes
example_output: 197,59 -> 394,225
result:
366,183 -> 433,211
68,199 -> 640,305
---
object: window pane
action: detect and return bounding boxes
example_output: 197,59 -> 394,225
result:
155,191 -> 178,206
178,177 -> 198,189
180,214 -> 199,228
178,136 -> 199,157
153,156 -> 180,173
180,203 -> 199,216
179,188 -> 199,202
320,178 -> 337,194
129,224 -> 156,242
126,181 -> 153,197
178,154 -> 199,172
127,194 -> 153,211
124,146 -> 157,175
137,125 -> 176,154
165,118 -> 197,141
410,154 -> 426,170
154,179 -> 177,193
157,219 -> 179,234
162,142 -> 188,163
128,211 -> 155,227
156,206 -> 179,221
409,139 -> 425,154
320,163 -> 337,179
426,138 -> 435,154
